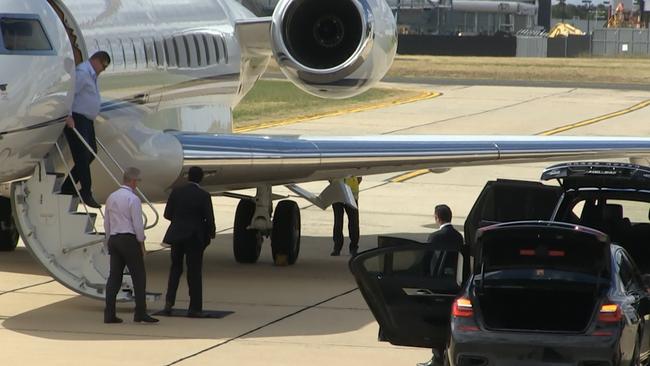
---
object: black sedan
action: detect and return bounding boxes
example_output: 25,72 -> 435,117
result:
350,221 -> 650,366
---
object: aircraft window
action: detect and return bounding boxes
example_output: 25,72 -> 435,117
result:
0,17 -> 52,52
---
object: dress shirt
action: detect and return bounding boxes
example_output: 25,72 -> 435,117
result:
71,61 -> 101,120
104,185 -> 146,243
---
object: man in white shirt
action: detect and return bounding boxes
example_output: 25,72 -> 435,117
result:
103,167 -> 158,324
60,51 -> 111,209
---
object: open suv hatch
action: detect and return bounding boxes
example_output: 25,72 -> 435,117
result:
465,162 -> 650,272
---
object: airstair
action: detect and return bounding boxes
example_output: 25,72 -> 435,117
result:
11,130 -> 160,301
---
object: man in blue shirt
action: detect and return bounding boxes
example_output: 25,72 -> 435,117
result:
60,51 -> 111,208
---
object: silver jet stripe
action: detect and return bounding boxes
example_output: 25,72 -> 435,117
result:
172,133 -> 650,189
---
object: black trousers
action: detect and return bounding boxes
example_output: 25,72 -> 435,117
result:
62,113 -> 97,196
332,201 -> 359,252
104,234 -> 147,320
165,236 -> 204,312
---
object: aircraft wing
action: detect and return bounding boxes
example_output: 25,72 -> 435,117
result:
174,133 -> 650,190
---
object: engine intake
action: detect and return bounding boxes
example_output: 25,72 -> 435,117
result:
271,0 -> 396,99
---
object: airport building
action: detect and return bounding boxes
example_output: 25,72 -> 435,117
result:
246,0 -> 541,35
389,0 -> 539,35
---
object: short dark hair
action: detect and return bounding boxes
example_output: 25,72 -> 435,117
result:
434,204 -> 452,223
90,51 -> 111,66
188,166 -> 204,183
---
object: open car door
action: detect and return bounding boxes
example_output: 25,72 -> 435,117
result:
349,236 -> 465,349
464,179 -> 562,248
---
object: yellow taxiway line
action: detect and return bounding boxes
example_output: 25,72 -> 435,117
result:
536,99 -> 650,136
233,90 -> 441,133
390,98 -> 650,183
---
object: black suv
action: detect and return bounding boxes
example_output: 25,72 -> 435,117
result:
349,162 -> 650,366
465,162 -> 650,272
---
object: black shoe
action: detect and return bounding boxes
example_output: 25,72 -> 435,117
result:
134,314 -> 159,323
187,310 -> 210,318
330,250 -> 340,256
81,194 -> 101,209
350,248 -> 358,256
161,303 -> 173,316
60,186 -> 78,196
104,317 -> 123,324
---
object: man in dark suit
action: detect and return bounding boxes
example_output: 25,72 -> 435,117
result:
427,204 -> 464,248
162,166 -> 216,317
418,204 -> 464,366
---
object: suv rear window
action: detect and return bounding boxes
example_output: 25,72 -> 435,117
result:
1,17 -> 52,52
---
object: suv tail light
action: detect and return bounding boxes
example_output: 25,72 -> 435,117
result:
597,303 -> 622,323
452,297 -> 474,318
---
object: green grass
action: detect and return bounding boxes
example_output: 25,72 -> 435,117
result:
387,56 -> 650,85
233,79 -> 420,128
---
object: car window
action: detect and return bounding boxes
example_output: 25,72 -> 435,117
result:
608,199 -> 650,224
618,250 -> 644,291
361,247 -> 462,285
618,251 -> 633,288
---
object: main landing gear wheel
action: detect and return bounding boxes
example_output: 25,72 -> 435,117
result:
0,197 -> 18,252
271,200 -> 301,266
233,199 -> 263,263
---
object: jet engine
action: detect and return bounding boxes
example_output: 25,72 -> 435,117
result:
271,0 -> 397,99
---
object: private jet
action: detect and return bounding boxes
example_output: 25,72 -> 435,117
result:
1,0 -> 650,301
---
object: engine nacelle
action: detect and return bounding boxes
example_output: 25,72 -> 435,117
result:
271,0 -> 397,99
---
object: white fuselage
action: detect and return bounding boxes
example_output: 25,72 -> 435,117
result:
0,0 -> 258,201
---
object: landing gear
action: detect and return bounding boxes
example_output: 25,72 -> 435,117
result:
231,186 -> 302,266
233,199 -> 263,263
271,200 -> 301,265
0,197 -> 18,252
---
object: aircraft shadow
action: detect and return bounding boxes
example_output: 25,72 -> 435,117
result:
2,232 -> 431,341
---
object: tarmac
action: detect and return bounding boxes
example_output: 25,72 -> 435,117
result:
2,82 -> 650,365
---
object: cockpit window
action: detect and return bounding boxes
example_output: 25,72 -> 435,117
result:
0,17 -> 52,52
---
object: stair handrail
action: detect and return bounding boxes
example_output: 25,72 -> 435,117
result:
69,127 -> 159,230
54,141 -> 101,234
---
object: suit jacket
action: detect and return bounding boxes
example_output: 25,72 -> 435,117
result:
163,182 -> 216,247
427,224 -> 468,278
427,224 -> 464,249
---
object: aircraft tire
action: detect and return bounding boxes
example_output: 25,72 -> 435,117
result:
271,200 -> 301,266
0,197 -> 18,252
233,199 -> 262,263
